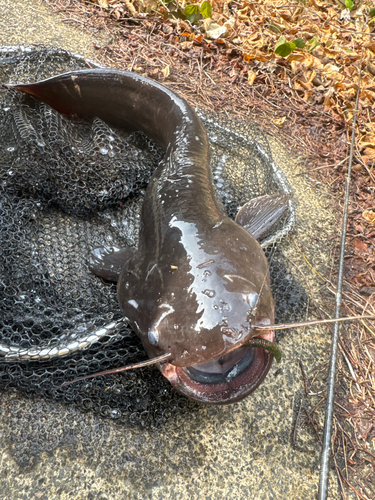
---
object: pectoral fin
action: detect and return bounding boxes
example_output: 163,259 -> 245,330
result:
89,246 -> 135,282
235,193 -> 291,240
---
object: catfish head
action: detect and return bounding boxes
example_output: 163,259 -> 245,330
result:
155,222 -> 275,404
103,194 -> 288,404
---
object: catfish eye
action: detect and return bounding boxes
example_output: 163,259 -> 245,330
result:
148,329 -> 159,346
243,293 -> 259,309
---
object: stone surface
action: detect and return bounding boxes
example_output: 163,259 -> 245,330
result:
0,0 -> 107,58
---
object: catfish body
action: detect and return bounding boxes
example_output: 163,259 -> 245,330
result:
14,69 -> 285,404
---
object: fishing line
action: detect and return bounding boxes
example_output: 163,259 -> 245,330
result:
318,51 -> 364,500
59,352 -> 173,387
253,315 -> 375,331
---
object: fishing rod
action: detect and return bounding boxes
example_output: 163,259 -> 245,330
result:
318,51 -> 364,500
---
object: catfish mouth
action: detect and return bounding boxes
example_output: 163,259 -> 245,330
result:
185,346 -> 255,385
161,332 -> 275,404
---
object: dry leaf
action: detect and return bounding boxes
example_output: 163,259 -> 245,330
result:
323,87 -> 334,110
138,0 -> 157,13
366,123 -> 375,134
360,134 -> 375,147
356,419 -> 373,441
364,147 -> 375,157
341,88 -> 357,101
124,0 -> 137,15
288,53 -> 322,73
273,117 -> 286,127
362,89 -> 375,104
247,70 -> 256,85
202,18 -> 212,31
206,23 -> 228,40
365,42 -> 375,54
353,238 -> 368,251
363,210 -> 375,225
180,41 -> 193,50
162,65 -> 170,78
362,150 -> 375,165
367,62 -> 375,77
294,79 -> 313,91
243,53 -> 256,62
307,70 -> 317,83
324,63 -> 345,83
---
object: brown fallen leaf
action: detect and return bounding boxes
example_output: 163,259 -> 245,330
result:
273,117 -> 286,127
363,209 -> 375,225
288,53 -> 322,73
352,238 -> 368,251
162,65 -> 170,78
247,69 -> 257,85
368,62 -> 375,77
124,0 -> 137,15
323,87 -> 335,111
364,41 -> 375,54
359,128 -> 375,145
362,148 -> 375,165
355,419 -> 373,441
324,63 -> 345,83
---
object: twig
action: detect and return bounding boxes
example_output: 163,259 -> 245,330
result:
299,359 -> 309,396
303,407 -> 322,444
61,17 -> 85,24
333,454 -> 347,500
339,343 -> 361,393
292,399 -> 315,453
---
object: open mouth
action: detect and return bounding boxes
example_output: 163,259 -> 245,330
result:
184,346 -> 255,385
161,333 -> 275,404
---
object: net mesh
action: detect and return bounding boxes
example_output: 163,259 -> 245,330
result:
0,46 -> 308,427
